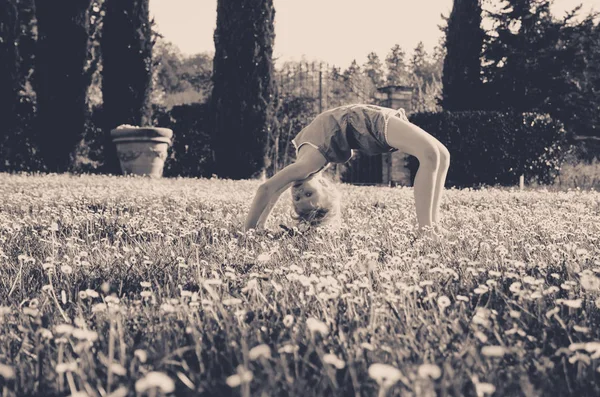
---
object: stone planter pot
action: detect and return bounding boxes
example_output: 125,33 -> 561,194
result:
110,126 -> 173,177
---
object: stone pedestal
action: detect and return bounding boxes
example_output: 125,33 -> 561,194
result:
376,85 -> 414,186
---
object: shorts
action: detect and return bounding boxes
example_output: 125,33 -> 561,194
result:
346,104 -> 407,155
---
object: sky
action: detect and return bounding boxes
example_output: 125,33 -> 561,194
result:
150,0 -> 597,69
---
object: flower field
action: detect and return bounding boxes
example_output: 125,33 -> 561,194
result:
1,173 -> 599,397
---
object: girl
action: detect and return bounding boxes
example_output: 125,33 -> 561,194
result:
244,104 -> 450,233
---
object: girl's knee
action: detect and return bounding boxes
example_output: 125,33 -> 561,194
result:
437,144 -> 450,169
419,145 -> 441,172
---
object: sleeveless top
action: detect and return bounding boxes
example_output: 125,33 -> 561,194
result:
291,104 -> 407,164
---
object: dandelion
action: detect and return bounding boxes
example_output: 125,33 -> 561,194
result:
160,303 -> 177,313
278,345 -> 299,354
135,371 -> 175,394
580,275 -> 600,291
323,353 -> 346,369
481,345 -> 506,357
558,299 -> 582,309
306,317 -> 329,336
368,363 -> 403,389
226,366 -> 253,388
55,324 -> 75,335
283,314 -> 295,328
474,331 -> 488,343
109,363 -> 127,376
456,295 -> 469,302
61,265 -> 73,275
248,344 -> 271,361
140,291 -> 152,298
474,381 -> 496,396
437,296 -> 451,311
92,303 -> 107,313
134,349 -> 148,363
222,298 -> 242,306
72,329 -> 98,342
241,279 -> 258,293
0,363 -> 16,380
257,252 -> 271,263
140,281 -> 151,288
79,291 -> 88,300
418,363 -> 441,380
474,285 -> 489,295
574,325 -> 590,333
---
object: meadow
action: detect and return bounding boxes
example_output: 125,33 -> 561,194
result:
0,173 -> 599,397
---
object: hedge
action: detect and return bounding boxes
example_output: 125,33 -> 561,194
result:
407,111 -> 568,187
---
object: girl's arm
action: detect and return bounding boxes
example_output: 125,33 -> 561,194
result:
244,153 -> 327,231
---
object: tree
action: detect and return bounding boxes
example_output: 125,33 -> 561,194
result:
410,42 -> 443,112
101,0 -> 154,174
482,0 -> 600,137
153,39 -> 213,107
34,0 -> 94,172
0,0 -> 20,142
363,52 -> 384,87
211,0 -> 276,179
385,44 -> 410,86
441,0 -> 484,110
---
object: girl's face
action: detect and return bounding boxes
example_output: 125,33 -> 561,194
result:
291,178 -> 322,213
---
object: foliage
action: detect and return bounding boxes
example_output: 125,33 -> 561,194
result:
482,0 -> 600,138
211,0 -> 276,179
153,38 -> 213,108
101,0 -> 154,175
33,0 -> 94,173
409,42 -> 444,113
1,174 -> 600,396
385,44 -> 411,86
408,111 -> 568,187
441,0 -> 485,111
153,103 -> 213,178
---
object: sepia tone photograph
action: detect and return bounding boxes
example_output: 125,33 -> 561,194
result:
0,0 -> 599,396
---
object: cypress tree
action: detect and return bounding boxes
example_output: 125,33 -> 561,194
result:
211,0 -> 276,179
34,0 -> 93,172
441,0 -> 485,111
101,0 -> 154,174
0,0 -> 19,145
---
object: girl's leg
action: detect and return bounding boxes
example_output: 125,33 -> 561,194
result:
430,139 -> 450,224
385,116 -> 442,230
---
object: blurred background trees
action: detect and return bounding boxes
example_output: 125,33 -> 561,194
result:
0,0 -> 598,185
210,0 -> 276,179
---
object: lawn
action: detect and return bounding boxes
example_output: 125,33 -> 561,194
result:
0,173 -> 599,397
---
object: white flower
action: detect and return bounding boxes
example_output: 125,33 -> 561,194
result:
558,299 -> 582,309
135,371 -> 175,394
481,345 -> 506,357
222,298 -> 243,306
226,366 -> 253,388
580,275 -> 600,291
306,317 -> 329,336
248,344 -> 271,361
134,349 -> 148,363
437,296 -> 451,311
323,353 -> 345,369
278,344 -> 299,354
257,253 -> 271,263
368,363 -> 403,388
283,314 -> 295,328
418,363 -> 441,380
0,363 -> 15,379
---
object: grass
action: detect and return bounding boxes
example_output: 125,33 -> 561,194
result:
0,173 -> 599,397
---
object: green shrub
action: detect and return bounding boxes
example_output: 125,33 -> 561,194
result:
153,103 -> 213,178
407,111 -> 568,187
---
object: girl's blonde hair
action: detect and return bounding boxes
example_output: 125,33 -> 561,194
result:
291,173 -> 341,229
